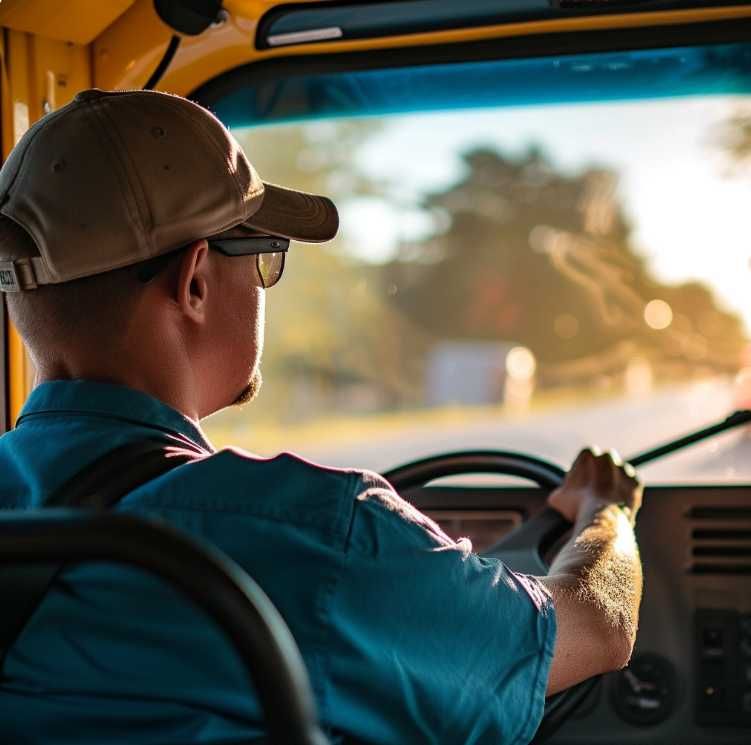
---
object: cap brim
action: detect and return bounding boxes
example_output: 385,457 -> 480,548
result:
240,182 -> 339,243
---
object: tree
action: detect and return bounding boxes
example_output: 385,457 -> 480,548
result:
382,146 -> 745,386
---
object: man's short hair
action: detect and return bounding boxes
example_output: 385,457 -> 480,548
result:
0,217 -> 150,362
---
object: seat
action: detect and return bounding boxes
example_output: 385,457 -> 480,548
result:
0,509 -> 329,745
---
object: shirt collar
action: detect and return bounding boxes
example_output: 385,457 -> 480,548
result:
16,380 -> 214,452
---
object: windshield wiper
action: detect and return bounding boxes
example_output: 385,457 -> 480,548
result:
628,409 -> 751,467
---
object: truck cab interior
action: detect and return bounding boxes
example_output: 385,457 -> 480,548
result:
1,1 -> 751,743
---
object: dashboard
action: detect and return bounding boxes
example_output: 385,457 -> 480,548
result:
404,484 -> 751,744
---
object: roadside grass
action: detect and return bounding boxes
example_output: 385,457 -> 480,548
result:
203,385 -> 613,455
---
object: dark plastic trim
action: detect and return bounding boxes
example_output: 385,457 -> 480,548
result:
0,510 -> 328,745
153,0 -> 223,36
255,0 -> 751,50
143,34 -> 182,90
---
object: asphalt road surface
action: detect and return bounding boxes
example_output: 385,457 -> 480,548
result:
293,379 -> 751,484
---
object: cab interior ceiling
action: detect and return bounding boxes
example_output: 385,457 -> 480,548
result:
3,0 -> 751,52
0,0 -> 136,45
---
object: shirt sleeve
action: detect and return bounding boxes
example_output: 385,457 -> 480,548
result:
324,472 -> 556,745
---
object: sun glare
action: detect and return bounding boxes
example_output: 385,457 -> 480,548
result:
506,347 -> 537,381
643,299 -> 673,331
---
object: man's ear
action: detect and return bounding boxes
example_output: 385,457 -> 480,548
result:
175,240 -> 210,322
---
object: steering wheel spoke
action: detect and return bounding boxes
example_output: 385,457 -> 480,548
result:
483,506 -> 571,575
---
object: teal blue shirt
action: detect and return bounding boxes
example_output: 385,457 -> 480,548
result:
0,380 -> 555,745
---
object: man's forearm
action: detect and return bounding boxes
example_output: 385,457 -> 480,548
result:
548,499 -> 643,663
541,450 -> 643,692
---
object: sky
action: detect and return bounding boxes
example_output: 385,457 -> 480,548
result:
335,95 -> 751,331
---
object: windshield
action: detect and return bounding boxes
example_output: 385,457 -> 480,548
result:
202,41 -> 751,484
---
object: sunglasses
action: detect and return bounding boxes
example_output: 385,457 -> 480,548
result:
137,235 -> 290,288
208,236 -> 289,289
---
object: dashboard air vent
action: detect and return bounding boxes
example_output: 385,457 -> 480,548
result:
687,505 -> 751,575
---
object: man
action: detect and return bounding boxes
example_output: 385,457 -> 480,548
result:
0,89 -> 642,744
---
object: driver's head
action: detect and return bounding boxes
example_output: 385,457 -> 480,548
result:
0,89 -> 338,418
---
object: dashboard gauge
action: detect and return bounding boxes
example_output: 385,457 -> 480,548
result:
611,653 -> 677,726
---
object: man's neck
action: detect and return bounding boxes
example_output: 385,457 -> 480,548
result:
34,353 -> 202,423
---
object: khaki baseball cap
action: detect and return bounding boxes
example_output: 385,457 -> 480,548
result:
0,88 -> 339,291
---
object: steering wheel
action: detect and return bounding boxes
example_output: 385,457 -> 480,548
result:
383,450 -> 600,744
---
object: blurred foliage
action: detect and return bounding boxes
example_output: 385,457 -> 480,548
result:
236,121 -> 386,198
714,109 -> 751,172
382,146 -> 745,387
211,121 -> 745,429
229,122 -> 427,425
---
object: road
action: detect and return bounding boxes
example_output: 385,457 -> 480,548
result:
291,379 -> 751,483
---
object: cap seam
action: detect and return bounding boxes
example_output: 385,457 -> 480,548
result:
171,102 -> 261,214
91,99 -> 154,259
85,101 -> 147,252
148,95 -> 261,238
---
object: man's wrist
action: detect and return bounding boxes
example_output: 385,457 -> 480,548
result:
577,496 -> 637,527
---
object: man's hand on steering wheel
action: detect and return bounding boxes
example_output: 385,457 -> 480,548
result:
539,448 -> 644,697
547,447 -> 642,525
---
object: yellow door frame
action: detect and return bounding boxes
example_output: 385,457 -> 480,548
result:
0,27 -> 91,427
